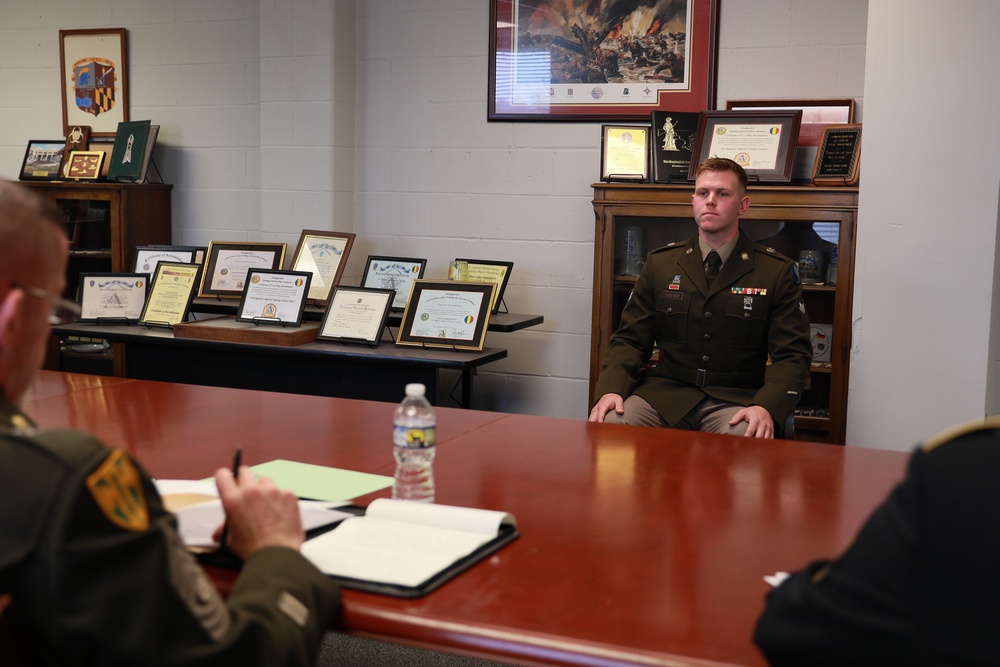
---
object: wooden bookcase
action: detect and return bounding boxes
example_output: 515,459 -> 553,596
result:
24,181 -> 172,374
591,183 -> 858,444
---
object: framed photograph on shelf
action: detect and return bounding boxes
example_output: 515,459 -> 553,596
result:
66,150 -> 106,180
360,256 -> 427,311
453,259 -> 514,314
396,281 -> 495,351
59,28 -> 129,138
78,273 -> 149,323
688,110 -> 802,183
600,125 -> 651,183
139,262 -> 201,328
726,98 -> 855,181
812,124 -> 862,186
236,269 -> 312,326
199,241 -> 286,299
290,230 -> 356,304
19,140 -> 66,181
318,286 -> 395,346
489,0 -> 719,121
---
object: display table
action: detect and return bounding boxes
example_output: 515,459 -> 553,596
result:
22,371 -> 911,667
50,323 -> 506,408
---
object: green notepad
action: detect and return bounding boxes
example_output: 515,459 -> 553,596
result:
248,459 -> 393,502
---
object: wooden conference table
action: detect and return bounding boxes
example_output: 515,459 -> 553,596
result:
22,371 -> 911,667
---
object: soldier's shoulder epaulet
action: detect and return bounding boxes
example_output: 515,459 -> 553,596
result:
920,417 -> 1000,453
753,243 -> 794,263
651,241 -> 688,255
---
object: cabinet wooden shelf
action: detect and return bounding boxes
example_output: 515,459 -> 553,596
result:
25,181 -> 172,376
591,183 -> 857,444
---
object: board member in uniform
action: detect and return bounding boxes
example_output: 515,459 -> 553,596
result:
589,158 -> 811,438
0,180 -> 339,665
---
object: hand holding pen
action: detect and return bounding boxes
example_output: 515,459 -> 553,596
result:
213,451 -> 306,559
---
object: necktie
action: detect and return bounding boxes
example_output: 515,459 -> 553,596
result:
705,250 -> 722,286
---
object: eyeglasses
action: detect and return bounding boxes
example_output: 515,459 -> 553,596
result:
11,282 -> 82,325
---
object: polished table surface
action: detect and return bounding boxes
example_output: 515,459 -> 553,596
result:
22,371 -> 911,667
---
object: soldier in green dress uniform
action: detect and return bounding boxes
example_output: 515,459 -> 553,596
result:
0,180 -> 339,665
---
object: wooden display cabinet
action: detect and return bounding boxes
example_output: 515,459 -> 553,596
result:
24,182 -> 172,375
591,183 -> 858,444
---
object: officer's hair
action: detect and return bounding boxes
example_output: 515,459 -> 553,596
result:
0,181 -> 66,286
694,157 -> 748,192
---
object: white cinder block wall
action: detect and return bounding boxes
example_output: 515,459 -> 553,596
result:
1,0 -> 867,422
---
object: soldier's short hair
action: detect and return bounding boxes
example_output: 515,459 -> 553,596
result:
694,157 -> 748,192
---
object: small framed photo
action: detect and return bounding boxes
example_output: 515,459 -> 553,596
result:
396,281 -> 494,352
290,230 -> 356,304
360,256 -> 427,311
600,125 -> 651,183
66,150 -> 106,180
812,124 -> 862,186
60,28 -> 129,138
199,241 -> 286,299
78,273 -> 149,323
688,110 -> 802,183
236,269 -> 312,326
453,259 -> 514,314
19,140 -> 66,181
139,262 -> 202,328
317,286 -> 395,346
134,245 -> 204,276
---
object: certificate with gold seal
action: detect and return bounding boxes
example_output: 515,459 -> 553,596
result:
689,110 -> 802,183
236,269 -> 311,326
317,286 -> 394,345
199,241 -> 286,298
139,262 -> 201,327
396,281 -> 494,351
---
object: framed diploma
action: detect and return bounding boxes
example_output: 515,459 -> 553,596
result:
453,259 -> 514,314
812,124 -> 862,186
78,273 -> 149,323
236,269 -> 312,326
688,110 -> 802,183
600,125 -> 650,182
139,262 -> 201,328
199,241 -> 286,299
290,230 -> 356,304
317,286 -> 395,346
396,281 -> 494,351
134,245 -> 204,276
360,256 -> 427,311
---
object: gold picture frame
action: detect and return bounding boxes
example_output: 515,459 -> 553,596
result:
66,150 -> 106,180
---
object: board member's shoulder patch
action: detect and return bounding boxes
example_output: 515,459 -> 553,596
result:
86,449 -> 149,531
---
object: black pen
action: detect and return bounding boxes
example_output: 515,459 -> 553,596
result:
219,447 -> 242,551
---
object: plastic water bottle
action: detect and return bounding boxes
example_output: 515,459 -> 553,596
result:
392,383 -> 436,502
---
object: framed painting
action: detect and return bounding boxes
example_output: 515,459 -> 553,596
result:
489,0 -> 719,121
59,28 -> 129,138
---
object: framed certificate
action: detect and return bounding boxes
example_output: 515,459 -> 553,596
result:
289,230 -> 356,304
360,256 -> 427,311
78,273 -> 149,323
688,110 -> 801,183
236,269 -> 312,326
134,245 -> 204,276
600,125 -> 651,182
139,262 -> 201,328
199,241 -> 286,298
396,281 -> 494,351
317,286 -> 395,346
453,259 -> 514,314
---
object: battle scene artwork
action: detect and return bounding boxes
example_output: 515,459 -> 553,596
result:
514,0 -> 690,85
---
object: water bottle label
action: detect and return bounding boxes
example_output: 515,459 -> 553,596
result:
394,425 -> 435,448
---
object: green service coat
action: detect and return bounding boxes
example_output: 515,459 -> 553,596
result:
594,230 -> 812,428
0,399 -> 340,666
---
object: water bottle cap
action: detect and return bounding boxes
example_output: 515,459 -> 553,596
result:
404,383 -> 426,397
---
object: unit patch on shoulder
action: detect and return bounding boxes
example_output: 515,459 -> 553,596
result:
86,448 -> 149,531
